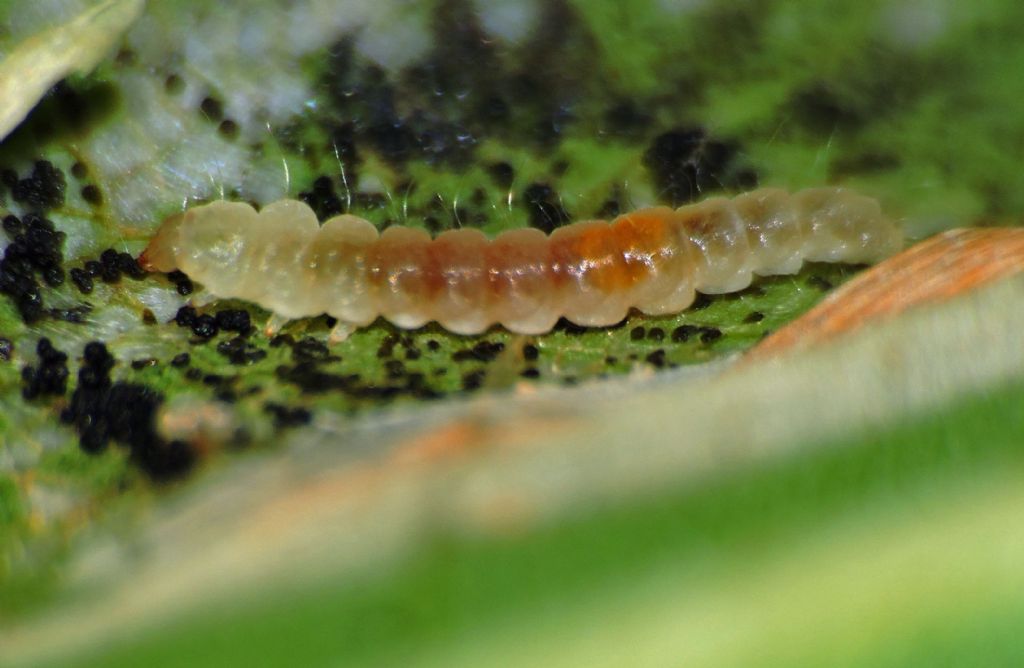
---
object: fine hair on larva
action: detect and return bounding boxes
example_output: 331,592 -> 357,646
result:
139,187 -> 903,341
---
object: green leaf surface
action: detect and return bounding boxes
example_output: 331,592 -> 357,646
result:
2,0 -> 1024,665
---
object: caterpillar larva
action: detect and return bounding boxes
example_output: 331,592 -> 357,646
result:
140,187 -> 902,341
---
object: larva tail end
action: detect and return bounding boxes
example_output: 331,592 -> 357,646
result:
139,212 -> 186,272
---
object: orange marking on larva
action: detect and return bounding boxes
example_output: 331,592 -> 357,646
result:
569,223 -> 637,293
611,209 -> 673,279
677,208 -> 713,236
141,188 -> 902,340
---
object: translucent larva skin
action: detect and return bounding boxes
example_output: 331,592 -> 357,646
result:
140,187 -> 901,336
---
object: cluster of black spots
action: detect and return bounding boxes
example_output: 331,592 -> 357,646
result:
451,340 -> 505,363
173,306 -> 255,342
187,371 -> 247,404
522,182 -> 571,234
324,40 -> 432,167
670,324 -> 724,344
193,315 -> 218,340
7,161 -> 67,210
215,309 -> 252,334
173,306 -> 217,340
522,343 -> 539,361
292,336 -> 335,363
670,325 -> 695,343
131,358 -> 157,370
170,352 -> 190,367
297,169 -> 395,222
271,333 -> 442,402
275,361 -> 442,402
69,259 -> 99,293
70,248 -> 146,288
0,338 -> 12,361
21,338 -> 69,399
216,337 -> 266,365
166,270 -> 194,296
110,249 -> 146,280
700,327 -> 723,343
744,311 -> 765,324
643,128 -> 757,208
520,367 -> 540,379
376,332 -> 422,360
0,213 -> 65,322
62,342 -> 195,479
68,267 -> 92,294
142,309 -> 157,325
275,363 -> 356,394
630,326 -> 645,341
319,0 -> 596,175
299,175 -> 346,220
264,402 -> 312,429
647,327 -> 665,342
68,247 -> 142,293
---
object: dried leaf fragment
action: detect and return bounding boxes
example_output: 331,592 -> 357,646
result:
751,227 -> 1024,358
0,0 -> 145,141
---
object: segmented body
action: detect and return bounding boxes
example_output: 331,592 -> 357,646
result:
140,187 -> 902,336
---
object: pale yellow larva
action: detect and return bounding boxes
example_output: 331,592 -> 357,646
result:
140,187 -> 902,340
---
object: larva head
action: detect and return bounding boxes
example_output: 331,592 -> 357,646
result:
139,201 -> 255,273
139,211 -> 186,272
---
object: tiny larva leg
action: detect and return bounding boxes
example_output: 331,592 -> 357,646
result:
264,313 -> 289,337
328,320 -> 357,344
189,288 -> 217,308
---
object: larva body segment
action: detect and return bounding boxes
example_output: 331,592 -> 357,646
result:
732,188 -> 806,275
483,227 -> 557,334
310,214 -> 380,325
140,187 -> 902,338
